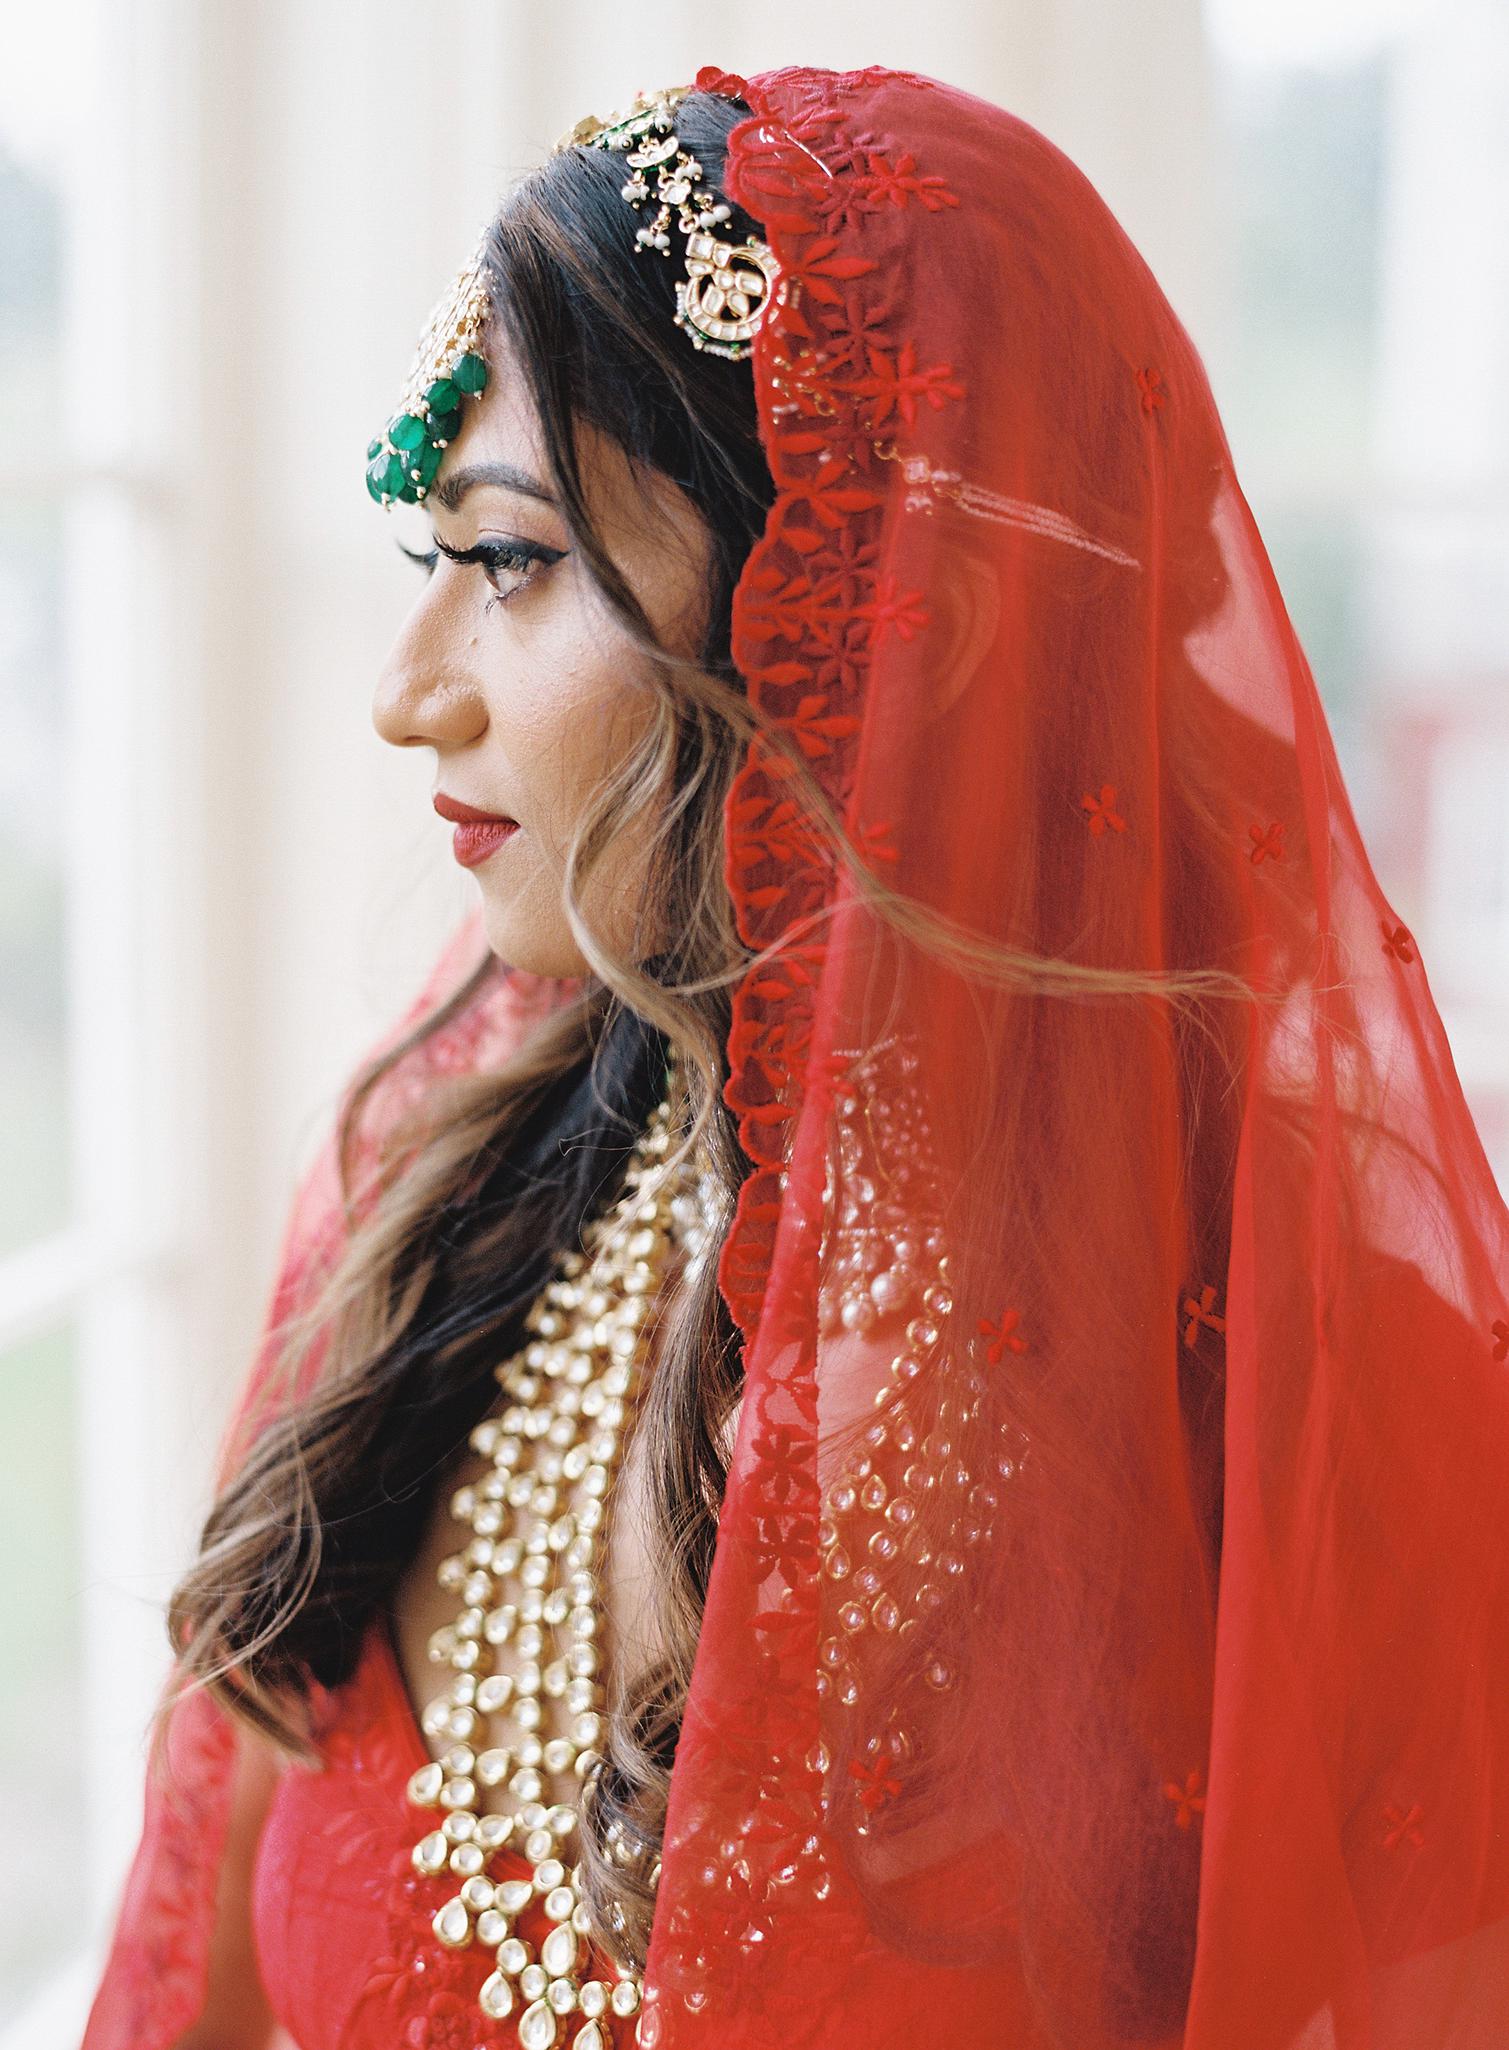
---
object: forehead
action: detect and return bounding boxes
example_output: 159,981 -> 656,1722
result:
428,326 -> 674,543
414,320 -> 711,603
435,330 -> 549,484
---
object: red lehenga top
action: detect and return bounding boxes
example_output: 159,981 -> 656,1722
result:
251,1614 -> 642,2050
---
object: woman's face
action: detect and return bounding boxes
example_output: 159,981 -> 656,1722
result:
372,332 -> 711,979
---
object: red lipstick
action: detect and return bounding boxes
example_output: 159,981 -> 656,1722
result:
433,792 -> 520,869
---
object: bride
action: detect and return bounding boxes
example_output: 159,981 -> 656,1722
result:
83,62 -> 1509,2050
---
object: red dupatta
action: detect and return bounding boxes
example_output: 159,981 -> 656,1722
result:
638,61 -> 1509,2050
84,61 -> 1509,2050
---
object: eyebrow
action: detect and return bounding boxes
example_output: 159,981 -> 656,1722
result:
431,459 -> 558,513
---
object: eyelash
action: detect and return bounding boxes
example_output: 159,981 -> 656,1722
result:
398,533 -> 564,613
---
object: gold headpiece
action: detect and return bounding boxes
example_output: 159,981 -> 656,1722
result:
556,82 -> 784,361
366,81 -> 780,508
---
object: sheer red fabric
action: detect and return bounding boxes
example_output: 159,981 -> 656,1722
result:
82,59 -> 1509,2050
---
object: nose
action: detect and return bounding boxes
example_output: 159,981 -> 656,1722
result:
372,590 -> 488,751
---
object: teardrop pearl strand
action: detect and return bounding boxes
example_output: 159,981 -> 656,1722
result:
404,1044 -> 720,2049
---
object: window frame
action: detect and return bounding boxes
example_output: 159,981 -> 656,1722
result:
0,3 -> 219,2039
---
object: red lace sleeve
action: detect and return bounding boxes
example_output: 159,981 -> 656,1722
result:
79,912 -> 580,2048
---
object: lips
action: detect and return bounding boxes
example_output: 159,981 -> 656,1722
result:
433,792 -> 520,869
449,820 -> 519,868
432,792 -> 516,826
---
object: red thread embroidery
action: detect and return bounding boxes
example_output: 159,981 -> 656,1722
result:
779,236 -> 880,311
842,340 -> 966,428
1381,919 -> 1416,963
1164,1768 -> 1206,1828
1381,1801 -> 1425,1851
857,149 -> 960,212
824,284 -> 903,374
753,1423 -> 818,1503
1082,782 -> 1128,836
978,1308 -> 1029,1362
842,65 -> 944,95
94,1685 -> 239,2043
850,1752 -> 903,1811
1248,820 -> 1284,864
777,693 -> 862,763
1181,1283 -> 1227,1347
751,1508 -> 819,1580
1137,366 -> 1167,413
854,574 -> 931,644
1492,1318 -> 1509,1363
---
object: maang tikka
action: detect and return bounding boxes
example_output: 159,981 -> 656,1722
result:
365,75 -> 783,509
364,231 -> 492,510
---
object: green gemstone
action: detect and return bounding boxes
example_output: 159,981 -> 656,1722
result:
367,452 -> 407,503
425,376 -> 460,417
453,351 -> 488,395
388,411 -> 426,452
366,435 -> 383,461
427,407 -> 462,446
406,439 -> 442,486
397,478 -> 421,504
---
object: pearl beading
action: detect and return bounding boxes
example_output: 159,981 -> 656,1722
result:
404,1055 -> 718,2049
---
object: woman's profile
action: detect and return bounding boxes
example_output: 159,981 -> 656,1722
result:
81,62 -> 1509,2050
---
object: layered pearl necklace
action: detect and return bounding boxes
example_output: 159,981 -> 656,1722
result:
403,1048 -> 719,2048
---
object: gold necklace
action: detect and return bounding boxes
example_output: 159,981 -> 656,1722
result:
404,1047 -> 717,2048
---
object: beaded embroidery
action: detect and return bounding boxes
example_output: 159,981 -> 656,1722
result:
815,1034 -> 1020,1825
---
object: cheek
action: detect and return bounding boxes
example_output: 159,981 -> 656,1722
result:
485,631 -> 654,847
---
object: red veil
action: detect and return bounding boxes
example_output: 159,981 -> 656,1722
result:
83,62 -> 1509,2050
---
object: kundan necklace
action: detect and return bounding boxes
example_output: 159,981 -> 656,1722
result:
403,1046 -> 719,2048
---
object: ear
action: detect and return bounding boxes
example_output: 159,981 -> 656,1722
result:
921,544 -> 1001,723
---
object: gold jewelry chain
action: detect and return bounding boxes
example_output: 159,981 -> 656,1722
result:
402,1045 -> 718,2049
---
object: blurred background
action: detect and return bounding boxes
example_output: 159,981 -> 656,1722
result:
2,0 -> 1505,2038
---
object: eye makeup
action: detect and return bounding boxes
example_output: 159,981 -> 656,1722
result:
397,532 -> 567,610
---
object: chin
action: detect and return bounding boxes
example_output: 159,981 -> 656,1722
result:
478,895 -> 589,981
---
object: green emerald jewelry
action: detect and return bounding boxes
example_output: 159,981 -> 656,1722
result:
365,233 -> 493,510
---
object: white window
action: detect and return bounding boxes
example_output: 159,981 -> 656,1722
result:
0,8 -> 218,2042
